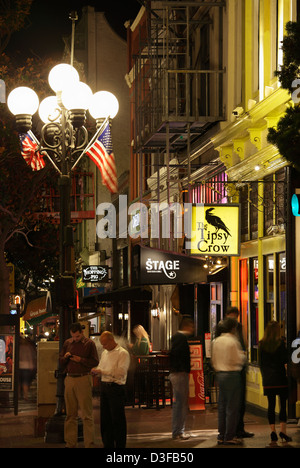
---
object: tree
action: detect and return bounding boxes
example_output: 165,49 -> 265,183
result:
0,0 -> 33,54
0,53 -> 58,314
267,21 -> 300,169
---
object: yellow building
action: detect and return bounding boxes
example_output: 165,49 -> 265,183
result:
213,0 -> 298,414
127,0 -> 300,416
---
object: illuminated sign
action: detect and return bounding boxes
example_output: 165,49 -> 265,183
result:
132,245 -> 207,285
291,194 -> 300,217
190,204 -> 240,256
82,265 -> 109,283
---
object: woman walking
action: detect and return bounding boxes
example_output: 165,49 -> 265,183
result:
258,321 -> 291,445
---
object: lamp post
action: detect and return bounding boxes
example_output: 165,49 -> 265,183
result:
7,63 -> 119,441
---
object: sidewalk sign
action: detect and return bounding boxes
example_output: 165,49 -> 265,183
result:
189,341 -> 205,410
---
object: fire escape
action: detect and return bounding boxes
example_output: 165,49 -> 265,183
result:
130,0 -> 226,250
33,170 -> 95,224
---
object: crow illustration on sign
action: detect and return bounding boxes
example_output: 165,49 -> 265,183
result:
190,204 -> 240,256
205,207 -> 231,237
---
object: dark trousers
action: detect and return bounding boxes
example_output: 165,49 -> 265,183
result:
267,393 -> 287,425
217,371 -> 242,442
236,367 -> 246,435
100,382 -> 127,448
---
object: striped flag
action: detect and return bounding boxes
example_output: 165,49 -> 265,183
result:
86,123 -> 118,193
19,133 -> 46,171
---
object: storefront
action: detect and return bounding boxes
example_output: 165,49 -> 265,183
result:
131,244 -> 208,350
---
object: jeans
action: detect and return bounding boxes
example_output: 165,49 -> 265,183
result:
169,372 -> 189,437
216,371 -> 242,441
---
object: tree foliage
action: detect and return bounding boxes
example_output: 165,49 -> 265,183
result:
268,105 -> 300,171
267,21 -> 300,169
0,51 -> 60,311
0,0 -> 33,54
274,21 -> 300,93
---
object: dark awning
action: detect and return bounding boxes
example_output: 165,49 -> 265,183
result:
207,266 -> 229,283
83,286 -> 152,304
23,292 -> 53,324
131,244 -> 207,285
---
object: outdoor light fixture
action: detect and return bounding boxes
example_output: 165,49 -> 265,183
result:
89,90 -> 119,126
7,62 -> 119,135
151,303 -> 160,318
48,63 -> 79,94
292,194 -> 300,217
7,62 -> 119,420
7,86 -> 39,132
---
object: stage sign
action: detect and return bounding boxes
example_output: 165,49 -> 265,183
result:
190,204 -> 240,256
132,244 -> 207,285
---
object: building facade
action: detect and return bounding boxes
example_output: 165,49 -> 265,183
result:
126,0 -> 300,416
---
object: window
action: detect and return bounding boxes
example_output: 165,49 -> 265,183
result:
278,252 -> 286,334
264,252 -> 286,330
265,254 -> 275,324
249,184 -> 258,239
250,257 -> 259,362
240,258 -> 249,344
264,170 -> 286,236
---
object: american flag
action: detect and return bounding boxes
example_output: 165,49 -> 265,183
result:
86,123 -> 118,193
19,133 -> 46,171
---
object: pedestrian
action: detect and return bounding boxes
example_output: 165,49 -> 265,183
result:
215,306 -> 254,439
59,322 -> 99,448
212,317 -> 246,445
130,325 -> 150,355
169,315 -> 194,440
19,335 -> 37,400
258,321 -> 291,444
92,331 -> 130,448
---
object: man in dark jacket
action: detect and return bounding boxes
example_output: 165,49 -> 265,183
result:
169,315 -> 194,440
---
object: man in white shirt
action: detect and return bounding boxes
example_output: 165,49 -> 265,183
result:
92,331 -> 130,448
212,317 -> 246,446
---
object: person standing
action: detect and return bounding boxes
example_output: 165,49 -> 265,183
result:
169,315 -> 194,440
19,335 -> 37,400
212,317 -> 246,446
92,331 -> 130,448
258,321 -> 291,445
215,306 -> 254,439
59,322 -> 99,448
130,325 -> 150,355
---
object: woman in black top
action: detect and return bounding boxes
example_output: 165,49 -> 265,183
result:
258,321 -> 291,444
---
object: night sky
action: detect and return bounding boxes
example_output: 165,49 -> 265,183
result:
7,0 -> 142,60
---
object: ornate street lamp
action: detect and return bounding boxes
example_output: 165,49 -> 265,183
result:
7,63 -> 119,440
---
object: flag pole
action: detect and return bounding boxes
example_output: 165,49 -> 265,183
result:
71,116 -> 109,171
28,130 -> 62,175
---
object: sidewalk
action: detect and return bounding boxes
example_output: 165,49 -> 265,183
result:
1,392 -> 300,449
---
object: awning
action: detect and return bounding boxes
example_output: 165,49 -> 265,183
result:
207,266 -> 229,283
23,292 -> 52,324
131,244 -> 207,285
83,286 -> 152,304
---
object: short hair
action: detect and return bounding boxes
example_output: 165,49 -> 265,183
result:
179,315 -> 194,330
100,331 -> 114,341
70,322 -> 83,333
222,317 -> 238,333
225,306 -> 239,317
